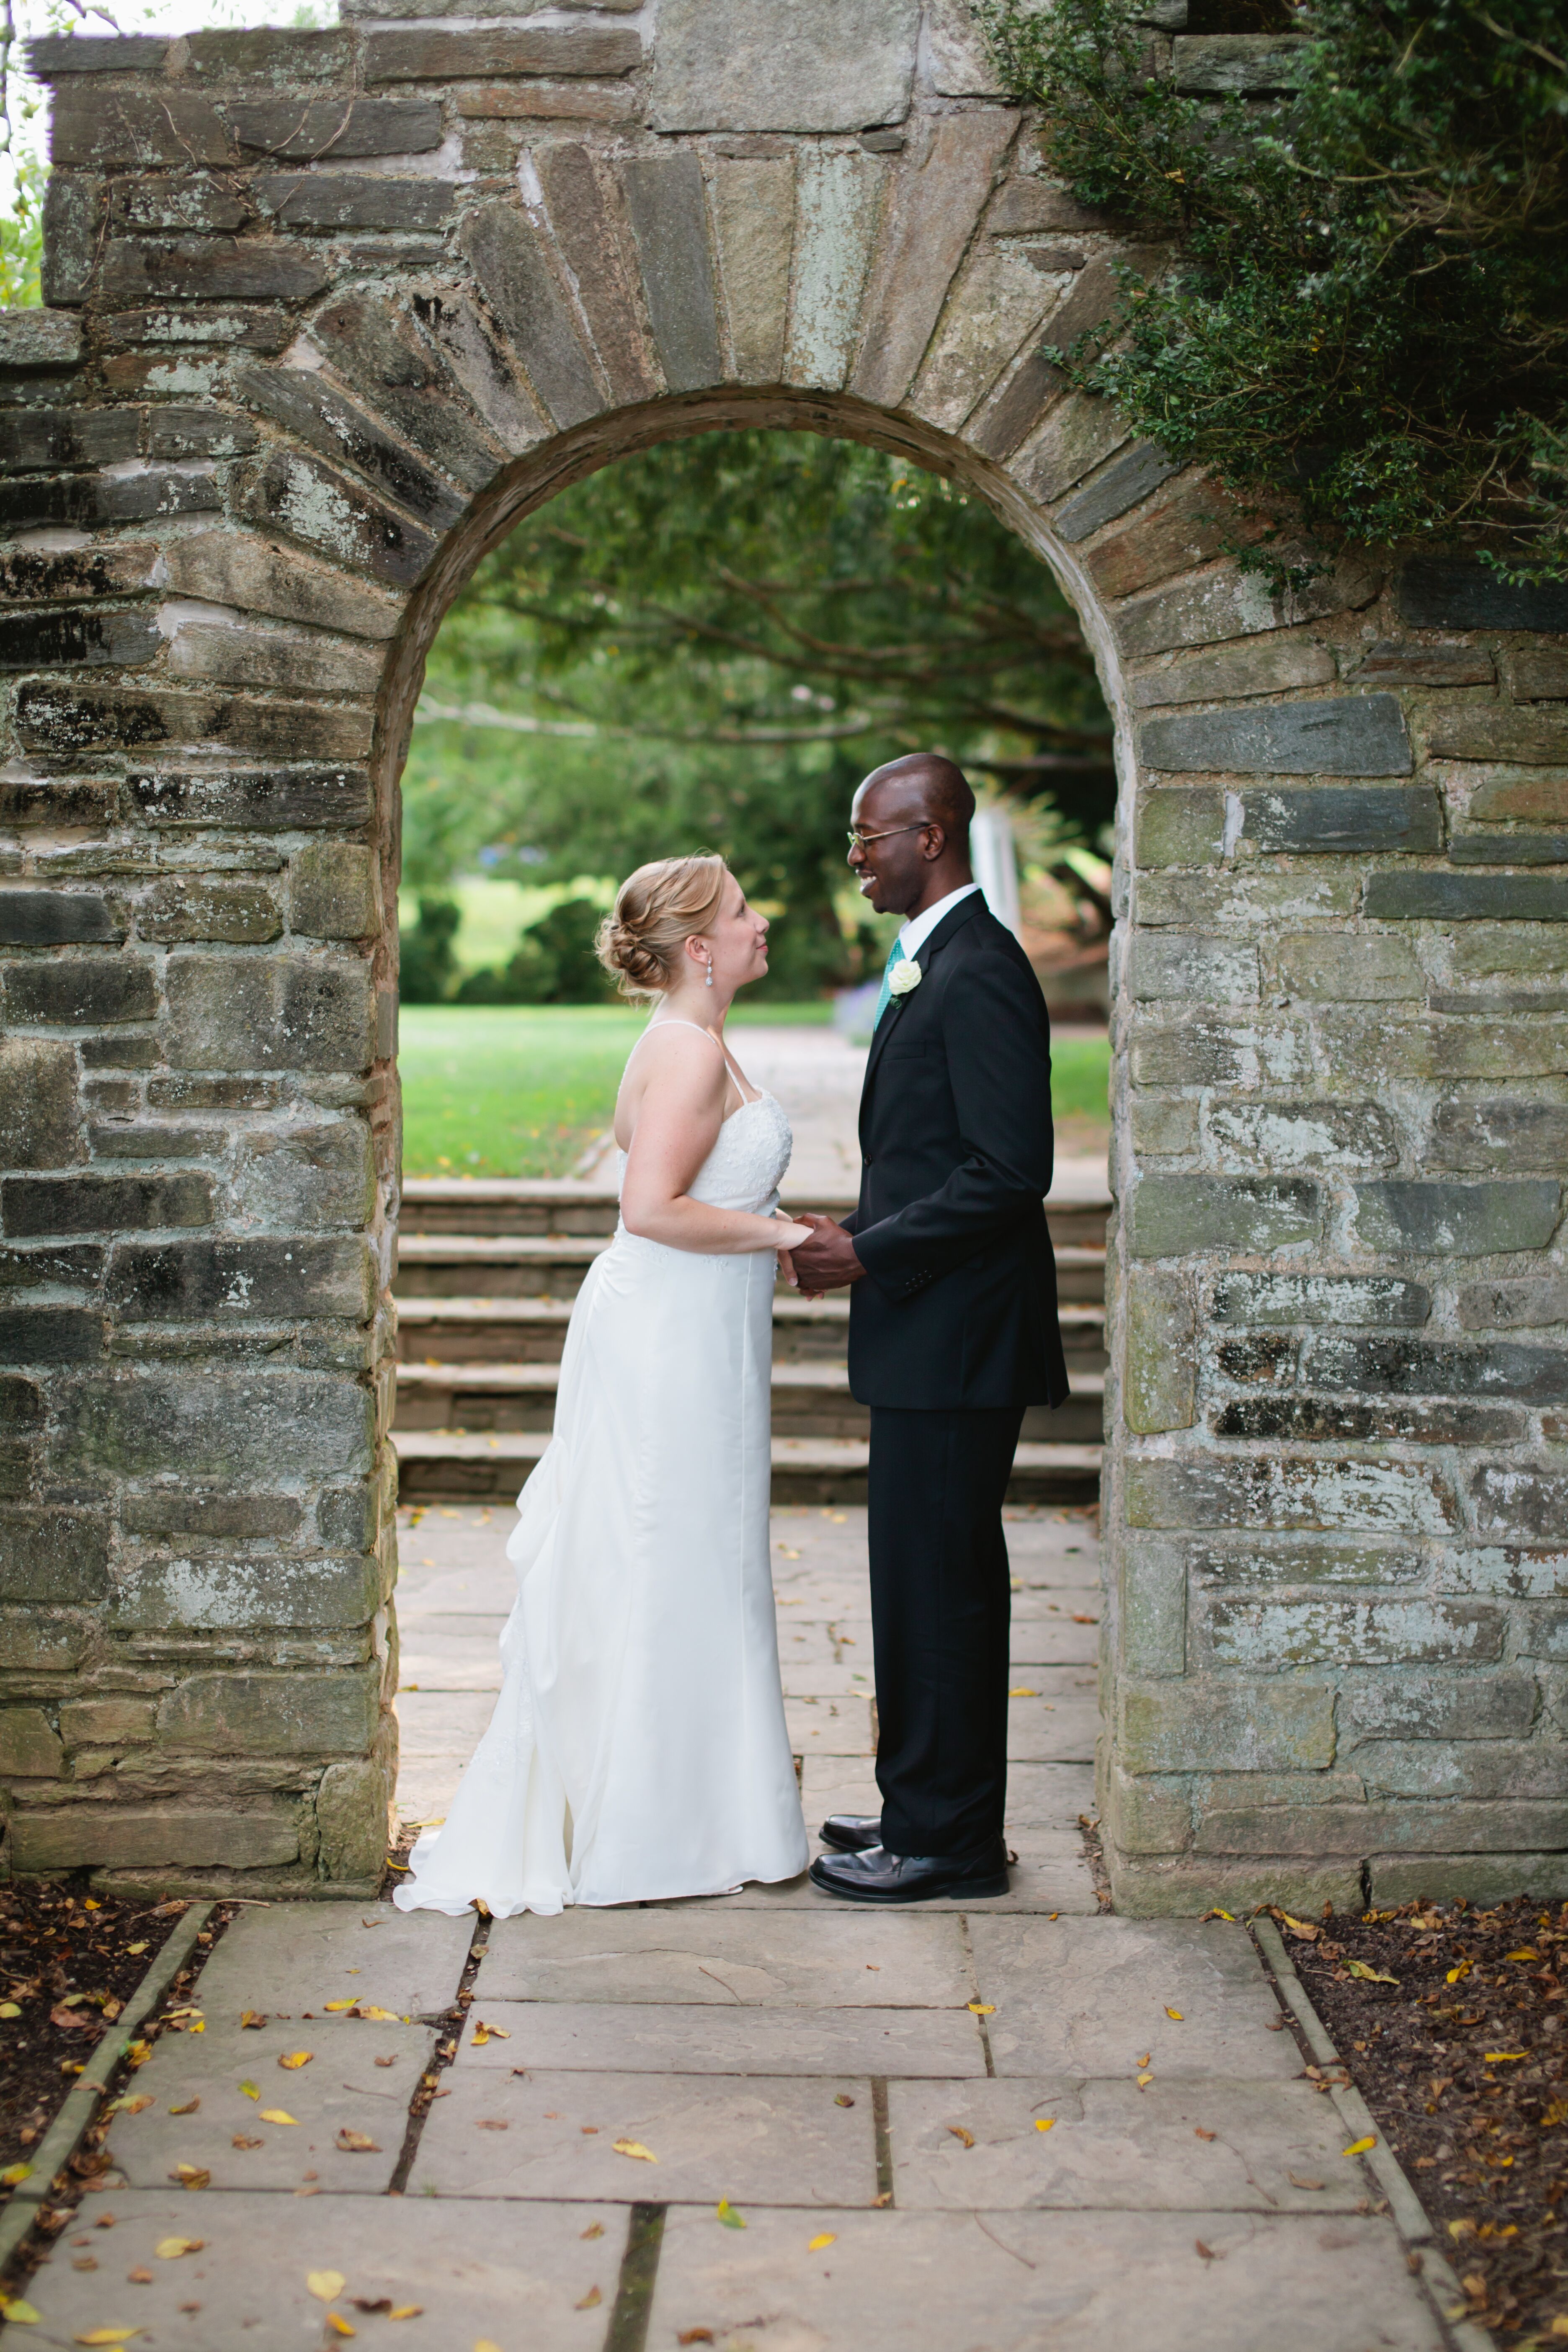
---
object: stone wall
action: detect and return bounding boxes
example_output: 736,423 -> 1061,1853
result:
0,0 -> 1563,1905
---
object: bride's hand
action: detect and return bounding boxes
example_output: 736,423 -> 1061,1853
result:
773,1218 -> 813,1250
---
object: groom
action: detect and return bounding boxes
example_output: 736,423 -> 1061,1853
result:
788,753 -> 1069,1903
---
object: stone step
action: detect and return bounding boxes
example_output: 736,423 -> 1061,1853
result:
400,1174 -> 1112,1250
393,1292 -> 1109,1368
393,1359 -> 1108,1443
393,1429 -> 1104,1506
393,1236 -> 1109,1303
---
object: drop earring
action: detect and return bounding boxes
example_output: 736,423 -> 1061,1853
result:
704,957 -> 714,988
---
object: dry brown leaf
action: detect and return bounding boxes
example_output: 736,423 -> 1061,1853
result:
126,2270 -> 152,2285
232,2136 -> 264,2151
676,2334 -> 714,2347
581,2223 -> 605,2240
947,2126 -> 975,2149
1194,2128 -> 1217,2142
336,2130 -> 381,2153
170,2166 -> 209,2191
1195,2240 -> 1222,2262
475,2120 -> 508,2133
1289,2173 -> 1325,2190
239,2013 -> 266,2030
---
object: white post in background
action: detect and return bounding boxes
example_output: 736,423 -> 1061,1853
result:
970,804 -> 1022,939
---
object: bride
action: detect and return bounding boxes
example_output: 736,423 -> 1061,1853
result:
395,854 -> 812,1916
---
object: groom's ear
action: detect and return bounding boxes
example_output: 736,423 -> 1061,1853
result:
920,822 -> 946,861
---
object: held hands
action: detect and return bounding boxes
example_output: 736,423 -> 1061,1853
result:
772,1214 -> 814,1287
781,1212 -> 865,1300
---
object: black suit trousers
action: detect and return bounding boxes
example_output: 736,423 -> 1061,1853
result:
867,1403 -> 1024,1859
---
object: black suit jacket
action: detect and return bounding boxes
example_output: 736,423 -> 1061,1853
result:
844,892 -> 1070,1412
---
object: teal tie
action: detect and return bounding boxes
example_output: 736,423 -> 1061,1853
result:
872,936 -> 908,1030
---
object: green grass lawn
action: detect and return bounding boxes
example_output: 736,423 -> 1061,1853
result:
398,1005 -> 1110,1178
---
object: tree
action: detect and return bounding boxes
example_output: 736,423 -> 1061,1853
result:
403,430 -> 1113,995
982,0 -> 1568,582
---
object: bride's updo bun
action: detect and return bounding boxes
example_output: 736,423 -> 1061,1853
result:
596,853 -> 730,999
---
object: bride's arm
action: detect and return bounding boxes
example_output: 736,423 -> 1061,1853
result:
620,1031 -> 810,1256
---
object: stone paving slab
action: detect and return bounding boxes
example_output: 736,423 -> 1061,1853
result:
452,2000 -> 989,2076
1006,1693 -> 1098,1761
975,1918 -> 1303,2081
190,1901 -> 472,2020
1000,1761 -> 1099,1826
21,2190 -> 620,2352
410,2067 -> 879,2206
479,1908 -> 972,2007
682,1830 -> 1102,1915
398,1614 -> 509,1689
650,2205 -> 1447,2352
396,1687 -> 495,1756
887,2076 -> 1366,2211
786,1694 -> 875,1755
103,2014 -> 436,2195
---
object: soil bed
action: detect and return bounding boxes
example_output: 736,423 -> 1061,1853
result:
0,1880 -> 230,2294
1285,1894 -> 1568,2347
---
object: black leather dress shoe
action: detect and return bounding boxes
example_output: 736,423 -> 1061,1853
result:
808,1841 -> 1009,1904
819,1813 -> 882,1853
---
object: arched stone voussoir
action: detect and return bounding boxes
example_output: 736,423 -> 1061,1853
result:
0,0 -> 1559,1916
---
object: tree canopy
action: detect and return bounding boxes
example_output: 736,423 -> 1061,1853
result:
983,0 -> 1568,583
402,428 -> 1112,997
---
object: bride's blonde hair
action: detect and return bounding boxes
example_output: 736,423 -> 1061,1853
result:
596,853 -> 730,999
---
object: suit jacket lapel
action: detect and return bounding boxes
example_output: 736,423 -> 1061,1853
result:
858,891 -> 988,1131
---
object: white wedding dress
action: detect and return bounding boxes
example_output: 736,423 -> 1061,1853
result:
394,1037 -> 810,1917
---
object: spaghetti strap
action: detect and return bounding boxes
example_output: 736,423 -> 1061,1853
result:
624,1018 -> 760,1111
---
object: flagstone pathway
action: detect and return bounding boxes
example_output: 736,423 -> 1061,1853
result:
13,1509 -> 1465,2352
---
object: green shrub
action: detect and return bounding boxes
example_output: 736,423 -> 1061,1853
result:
982,0 -> 1568,582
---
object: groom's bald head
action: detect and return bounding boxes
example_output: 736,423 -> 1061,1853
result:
848,753 -> 977,919
856,753 -> 975,845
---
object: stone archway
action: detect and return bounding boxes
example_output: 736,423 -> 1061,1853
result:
1,0 -> 1564,1912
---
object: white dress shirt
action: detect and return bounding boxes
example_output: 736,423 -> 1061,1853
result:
897,882 -> 983,964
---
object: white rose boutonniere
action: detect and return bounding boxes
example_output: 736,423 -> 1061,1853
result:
888,958 -> 923,998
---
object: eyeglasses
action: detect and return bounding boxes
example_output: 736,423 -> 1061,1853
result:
846,822 -> 932,851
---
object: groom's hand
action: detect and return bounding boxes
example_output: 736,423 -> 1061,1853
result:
788,1214 -> 865,1298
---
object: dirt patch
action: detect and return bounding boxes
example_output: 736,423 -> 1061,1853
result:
0,1880 -> 234,2296
1282,1896 -> 1568,2346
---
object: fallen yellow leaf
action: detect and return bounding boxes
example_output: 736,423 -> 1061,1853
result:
172,2165 -> 210,2190
126,1943 -> 147,1957
1008,1688 -> 1038,1698
239,2081 -> 259,2100
947,2125 -> 975,2149
307,2272 -> 347,2303
1279,1914 -> 1319,1940
336,2130 -> 380,2153
1485,2051 -> 1528,2063
967,2003 -> 995,2016
358,2007 -> 397,2022
808,2234 -> 836,2252
259,2110 -> 299,2126
1137,2072 -> 1153,2088
0,2297 -> 40,2323
574,2288 -> 602,2311
0,2163 -> 33,2187
716,2198 -> 746,2230
1344,2137 -> 1377,2156
73,2332 -> 141,2346
1165,2008 -> 1184,2021
1034,2119 -> 1055,2133
1346,1961 -> 1400,1986
168,2098 -> 200,2116
240,2012 -> 266,2029
388,2309 -> 422,2322
278,2051 -> 313,2070
0,2003 -> 19,2019
1506,1950 -> 1539,1963
114,2097 -> 153,2116
326,2320 -> 356,2341
324,2001 -> 356,2013
475,2340 -> 504,2351
613,2139 -> 657,2164
469,2022 -> 510,2046
154,2239 -> 203,2260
